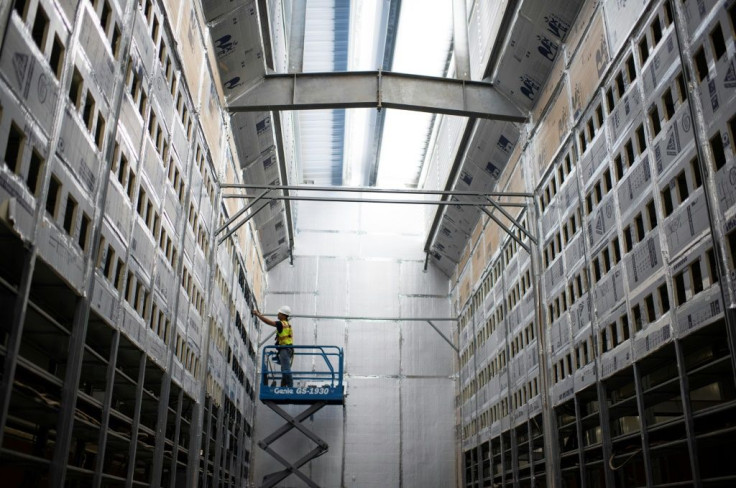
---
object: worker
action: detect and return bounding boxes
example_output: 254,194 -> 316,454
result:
252,306 -> 293,387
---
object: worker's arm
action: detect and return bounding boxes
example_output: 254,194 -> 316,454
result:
252,309 -> 277,327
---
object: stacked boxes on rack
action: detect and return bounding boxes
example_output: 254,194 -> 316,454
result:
451,0 -> 736,487
0,0 -> 268,486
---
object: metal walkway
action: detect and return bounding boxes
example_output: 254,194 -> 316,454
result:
258,346 -> 345,488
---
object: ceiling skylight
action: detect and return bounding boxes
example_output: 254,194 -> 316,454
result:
375,0 -> 453,187
296,0 -> 454,188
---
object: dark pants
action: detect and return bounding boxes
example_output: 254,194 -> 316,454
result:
278,347 -> 293,387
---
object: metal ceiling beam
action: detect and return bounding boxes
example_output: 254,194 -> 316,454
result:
288,0 -> 307,73
220,194 -> 527,207
220,183 -> 532,198
367,0 -> 402,186
452,0 -> 470,80
227,71 -> 526,122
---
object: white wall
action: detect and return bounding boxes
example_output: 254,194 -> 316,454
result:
253,194 -> 457,487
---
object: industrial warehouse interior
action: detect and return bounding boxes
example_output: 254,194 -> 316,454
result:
0,0 -> 735,487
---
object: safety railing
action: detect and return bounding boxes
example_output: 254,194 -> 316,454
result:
259,345 -> 344,404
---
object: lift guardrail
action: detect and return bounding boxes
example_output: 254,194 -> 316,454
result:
259,345 -> 344,404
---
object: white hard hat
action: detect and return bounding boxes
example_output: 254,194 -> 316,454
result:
278,305 -> 291,316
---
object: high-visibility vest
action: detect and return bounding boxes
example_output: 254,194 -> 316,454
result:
277,320 -> 293,346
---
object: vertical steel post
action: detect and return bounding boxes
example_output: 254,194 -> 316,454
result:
674,339 -> 702,487
527,419 -> 535,486
212,399 -> 226,486
499,433 -> 507,488
633,362 -> 653,487
596,382 -> 615,487
169,388 -> 185,488
125,353 -> 149,488
528,196 -> 560,488
510,427 -> 520,488
92,329 -> 121,488
0,248 -> 35,448
574,396 -> 587,488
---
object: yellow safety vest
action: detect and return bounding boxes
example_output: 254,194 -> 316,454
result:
277,320 -> 293,346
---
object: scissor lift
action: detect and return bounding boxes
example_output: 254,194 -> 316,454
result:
258,345 -> 345,488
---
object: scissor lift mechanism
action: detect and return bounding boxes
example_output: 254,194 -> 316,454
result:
258,345 -> 345,488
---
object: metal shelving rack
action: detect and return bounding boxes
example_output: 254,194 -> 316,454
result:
460,1 -> 736,487
0,0 -> 260,487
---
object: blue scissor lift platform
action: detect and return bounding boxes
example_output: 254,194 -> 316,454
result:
258,345 -> 344,488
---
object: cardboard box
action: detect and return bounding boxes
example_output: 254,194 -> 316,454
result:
92,271 -> 120,327
118,91 -> 145,152
428,249 -> 455,277
651,104 -> 696,180
532,54 -> 565,125
564,230 -> 586,270
471,235 -> 486,287
163,181 -> 183,228
617,153 -> 654,219
540,197 -> 560,241
150,65 -> 176,137
640,27 -> 680,99
565,0 -> 599,65
574,360 -> 597,394
624,228 -> 665,293
230,112 -> 276,167
256,213 -> 287,256
35,160 -> 93,294
675,284 -> 723,338
120,302 -> 147,350
694,45 -> 736,132
598,340 -> 633,379
56,0 -> 78,25
0,15 -> 61,139
607,79 -> 644,149
551,370 -> 575,407
0,107 -> 42,240
170,113 -> 190,163
661,186 -> 711,259
494,0 -> 580,111
434,218 -> 467,262
570,290 -> 593,339
531,79 -> 572,175
585,191 -> 618,253
79,8 -> 117,104
543,255 -> 565,296
140,139 -> 166,200
132,8 -> 156,77
559,165 -> 581,212
155,253 -> 176,306
602,0 -> 649,56
176,4 -> 205,106
193,247 -> 207,290
593,264 -> 625,318
579,115 -> 610,189
568,10 -> 609,119
465,120 -> 520,176
130,212 -> 156,279
549,313 -> 572,357
199,75 -> 224,166
681,0 -> 719,38
207,1 -> 264,99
